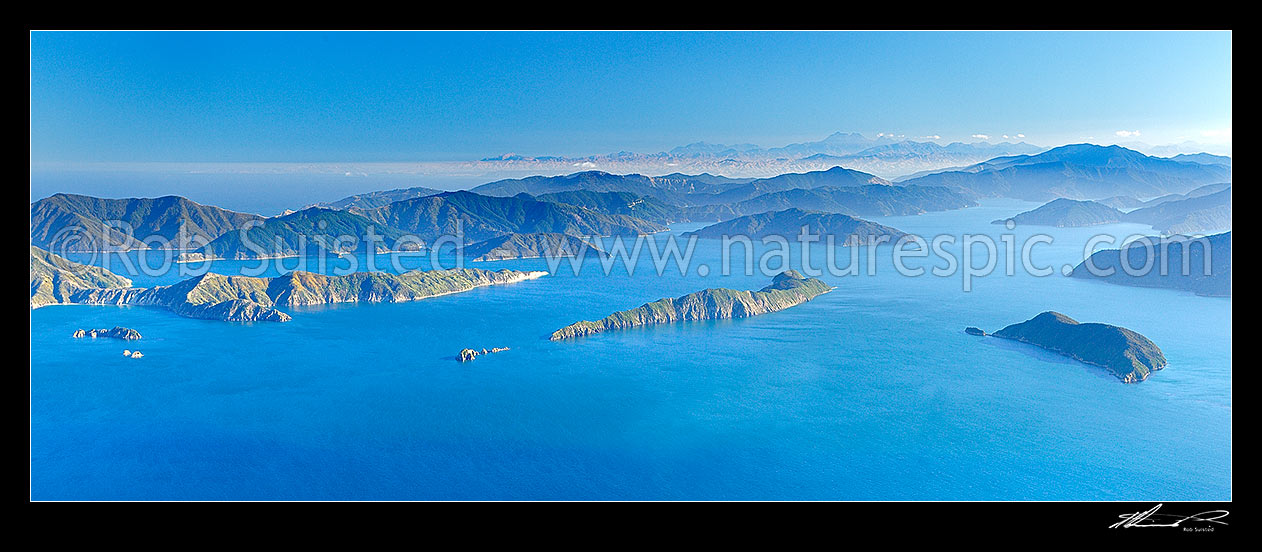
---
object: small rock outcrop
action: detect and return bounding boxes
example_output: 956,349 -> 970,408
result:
457,347 -> 510,362
73,326 -> 142,340
964,327 -> 986,336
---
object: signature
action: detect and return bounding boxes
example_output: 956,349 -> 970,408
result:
1110,504 -> 1229,529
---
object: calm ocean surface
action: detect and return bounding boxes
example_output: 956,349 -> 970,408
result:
30,199 -> 1232,500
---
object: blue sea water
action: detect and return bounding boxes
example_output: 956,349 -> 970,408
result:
30,200 -> 1231,500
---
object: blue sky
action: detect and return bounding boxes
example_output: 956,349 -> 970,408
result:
31,31 -> 1232,163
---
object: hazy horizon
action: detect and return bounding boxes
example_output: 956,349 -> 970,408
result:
29,131 -> 1233,215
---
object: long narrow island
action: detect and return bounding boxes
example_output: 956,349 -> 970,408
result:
550,270 -> 832,340
71,268 -> 549,322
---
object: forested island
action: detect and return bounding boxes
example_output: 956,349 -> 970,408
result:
988,311 -> 1167,383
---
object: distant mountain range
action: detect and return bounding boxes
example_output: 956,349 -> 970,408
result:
472,166 -> 889,207
473,132 -> 1048,179
1117,141 -> 1232,159
899,144 -> 1230,201
786,140 -> 1046,178
666,133 -> 1044,161
525,182 -> 975,224
478,145 -> 1230,213
470,171 -> 753,204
